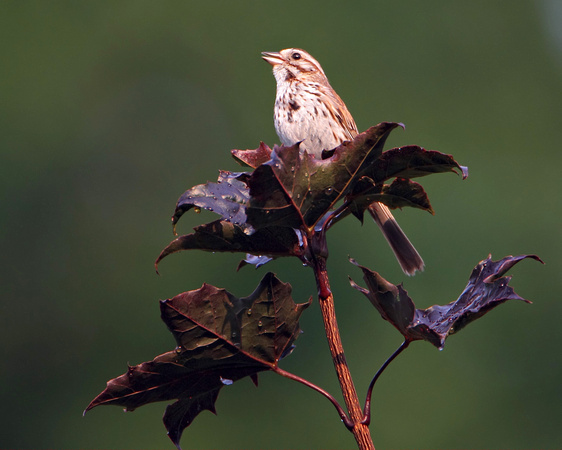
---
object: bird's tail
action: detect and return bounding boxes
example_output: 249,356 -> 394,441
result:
368,202 -> 424,276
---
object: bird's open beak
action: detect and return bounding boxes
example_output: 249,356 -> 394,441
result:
261,51 -> 284,66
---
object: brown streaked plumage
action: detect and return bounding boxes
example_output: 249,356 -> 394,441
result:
262,48 -> 424,275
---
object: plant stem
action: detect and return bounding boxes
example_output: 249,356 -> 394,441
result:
314,255 -> 375,450
275,367 -> 352,428
362,339 -> 410,425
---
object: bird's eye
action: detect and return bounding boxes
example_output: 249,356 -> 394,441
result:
292,52 -> 301,60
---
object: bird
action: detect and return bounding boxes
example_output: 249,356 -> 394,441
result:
262,48 -> 424,275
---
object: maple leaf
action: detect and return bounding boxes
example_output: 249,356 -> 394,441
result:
86,273 -> 309,449
350,254 -> 543,349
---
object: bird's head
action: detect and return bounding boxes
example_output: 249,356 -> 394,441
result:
261,48 -> 326,83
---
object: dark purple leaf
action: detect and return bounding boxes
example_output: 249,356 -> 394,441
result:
86,273 -> 309,449
368,145 -> 468,182
231,142 -> 273,168
245,122 -> 402,230
163,387 -> 220,449
246,153 -> 307,229
330,122 -> 405,194
350,255 -> 543,349
347,177 -> 434,222
155,220 -> 303,271
237,123 -> 467,232
172,170 -> 250,231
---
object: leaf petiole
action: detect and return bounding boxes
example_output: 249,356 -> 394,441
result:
361,339 -> 411,426
275,367 -> 354,429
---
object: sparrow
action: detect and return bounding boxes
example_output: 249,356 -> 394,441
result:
262,48 -> 424,275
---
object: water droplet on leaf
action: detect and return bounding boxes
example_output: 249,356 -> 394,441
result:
220,377 -> 233,386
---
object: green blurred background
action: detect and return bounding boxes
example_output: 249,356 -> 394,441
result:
1,1 -> 560,448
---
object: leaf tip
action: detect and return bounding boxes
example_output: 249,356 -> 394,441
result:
348,276 -> 363,293
171,215 -> 179,236
529,254 -> 545,265
167,433 -> 183,450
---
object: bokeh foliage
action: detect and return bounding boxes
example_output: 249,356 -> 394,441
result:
1,1 -> 560,448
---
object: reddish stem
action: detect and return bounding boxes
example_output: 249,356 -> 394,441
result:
361,339 -> 410,426
275,367 -> 352,429
313,255 -> 375,450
